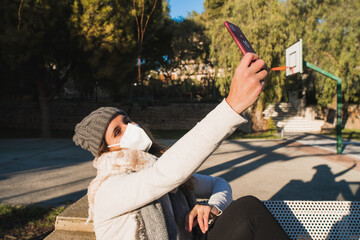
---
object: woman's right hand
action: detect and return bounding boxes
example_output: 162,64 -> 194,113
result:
225,53 -> 268,114
185,204 -> 212,234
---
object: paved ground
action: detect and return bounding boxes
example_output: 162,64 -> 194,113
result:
0,134 -> 359,206
0,139 -> 95,206
294,133 -> 360,160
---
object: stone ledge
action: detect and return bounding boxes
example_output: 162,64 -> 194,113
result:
55,217 -> 94,232
55,195 -> 94,232
58,195 -> 89,218
45,230 -> 95,240
45,195 -> 95,239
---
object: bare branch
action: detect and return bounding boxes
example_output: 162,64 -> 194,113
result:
133,0 -> 140,42
18,0 -> 24,31
142,0 -> 157,41
140,0 -> 145,43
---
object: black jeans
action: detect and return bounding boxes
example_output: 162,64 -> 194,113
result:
207,196 -> 290,240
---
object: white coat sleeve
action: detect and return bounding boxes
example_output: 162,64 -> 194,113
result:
94,99 -> 247,221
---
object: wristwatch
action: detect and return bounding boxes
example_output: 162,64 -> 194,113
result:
197,201 -> 220,225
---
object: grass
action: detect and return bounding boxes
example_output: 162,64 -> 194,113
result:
324,128 -> 360,141
230,129 -> 281,139
0,204 -> 67,239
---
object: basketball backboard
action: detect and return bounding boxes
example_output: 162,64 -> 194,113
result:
286,39 -> 303,76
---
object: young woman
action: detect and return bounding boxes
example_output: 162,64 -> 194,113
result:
73,53 -> 290,240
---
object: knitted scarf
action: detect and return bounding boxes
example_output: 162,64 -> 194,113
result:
87,149 -> 198,240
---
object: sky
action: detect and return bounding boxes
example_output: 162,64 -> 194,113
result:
168,0 -> 205,19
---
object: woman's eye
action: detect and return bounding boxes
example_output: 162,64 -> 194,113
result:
114,129 -> 121,136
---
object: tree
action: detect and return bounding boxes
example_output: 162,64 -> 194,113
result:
204,0 -> 225,23
137,0 -> 172,83
70,0 -> 139,100
146,13 -> 212,101
204,0 -> 359,130
71,0 -> 169,100
287,0 -> 360,106
132,0 -> 158,86
0,0 -> 77,137
205,0 -> 288,130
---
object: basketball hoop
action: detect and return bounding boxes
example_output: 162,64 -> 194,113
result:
270,38 -> 342,154
270,66 -> 294,74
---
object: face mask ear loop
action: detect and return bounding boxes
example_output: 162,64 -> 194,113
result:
107,143 -> 121,148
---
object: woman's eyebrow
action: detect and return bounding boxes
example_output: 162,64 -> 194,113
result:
112,126 -> 120,138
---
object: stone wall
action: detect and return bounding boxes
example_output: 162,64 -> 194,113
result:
2,100 -> 358,133
1,101 -> 357,133
0,101 -> 247,131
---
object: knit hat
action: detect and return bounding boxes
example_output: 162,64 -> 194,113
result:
73,107 -> 127,157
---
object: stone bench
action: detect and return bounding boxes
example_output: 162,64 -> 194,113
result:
46,197 -> 360,239
264,201 -> 360,240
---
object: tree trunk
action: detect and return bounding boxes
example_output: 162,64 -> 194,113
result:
137,56 -> 142,85
250,105 -> 268,132
137,51 -> 144,96
39,98 -> 51,138
37,78 -> 51,138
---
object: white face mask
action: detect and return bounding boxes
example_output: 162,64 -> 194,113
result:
108,123 -> 153,152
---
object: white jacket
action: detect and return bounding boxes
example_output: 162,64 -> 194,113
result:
93,99 -> 247,239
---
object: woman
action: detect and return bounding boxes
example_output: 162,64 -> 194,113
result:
73,53 -> 290,240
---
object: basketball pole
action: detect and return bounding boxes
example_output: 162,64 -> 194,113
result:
303,61 -> 342,154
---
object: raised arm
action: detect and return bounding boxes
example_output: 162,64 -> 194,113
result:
94,53 -> 267,220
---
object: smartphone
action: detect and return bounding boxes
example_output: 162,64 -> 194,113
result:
224,21 -> 256,55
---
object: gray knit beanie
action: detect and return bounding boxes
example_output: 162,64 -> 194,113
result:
73,107 -> 127,157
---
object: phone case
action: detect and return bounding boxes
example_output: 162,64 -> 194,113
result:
224,21 -> 256,55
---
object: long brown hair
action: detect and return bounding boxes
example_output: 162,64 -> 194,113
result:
97,121 -> 195,191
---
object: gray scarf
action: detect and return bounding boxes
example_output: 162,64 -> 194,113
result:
137,187 -> 199,240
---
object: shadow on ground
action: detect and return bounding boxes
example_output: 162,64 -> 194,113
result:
1,134 -> 359,207
198,134 -> 360,201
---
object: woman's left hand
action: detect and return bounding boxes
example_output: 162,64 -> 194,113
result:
185,204 -> 212,234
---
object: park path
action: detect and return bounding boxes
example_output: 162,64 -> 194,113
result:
0,135 -> 359,206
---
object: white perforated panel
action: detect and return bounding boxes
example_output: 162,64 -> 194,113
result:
263,201 -> 360,240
